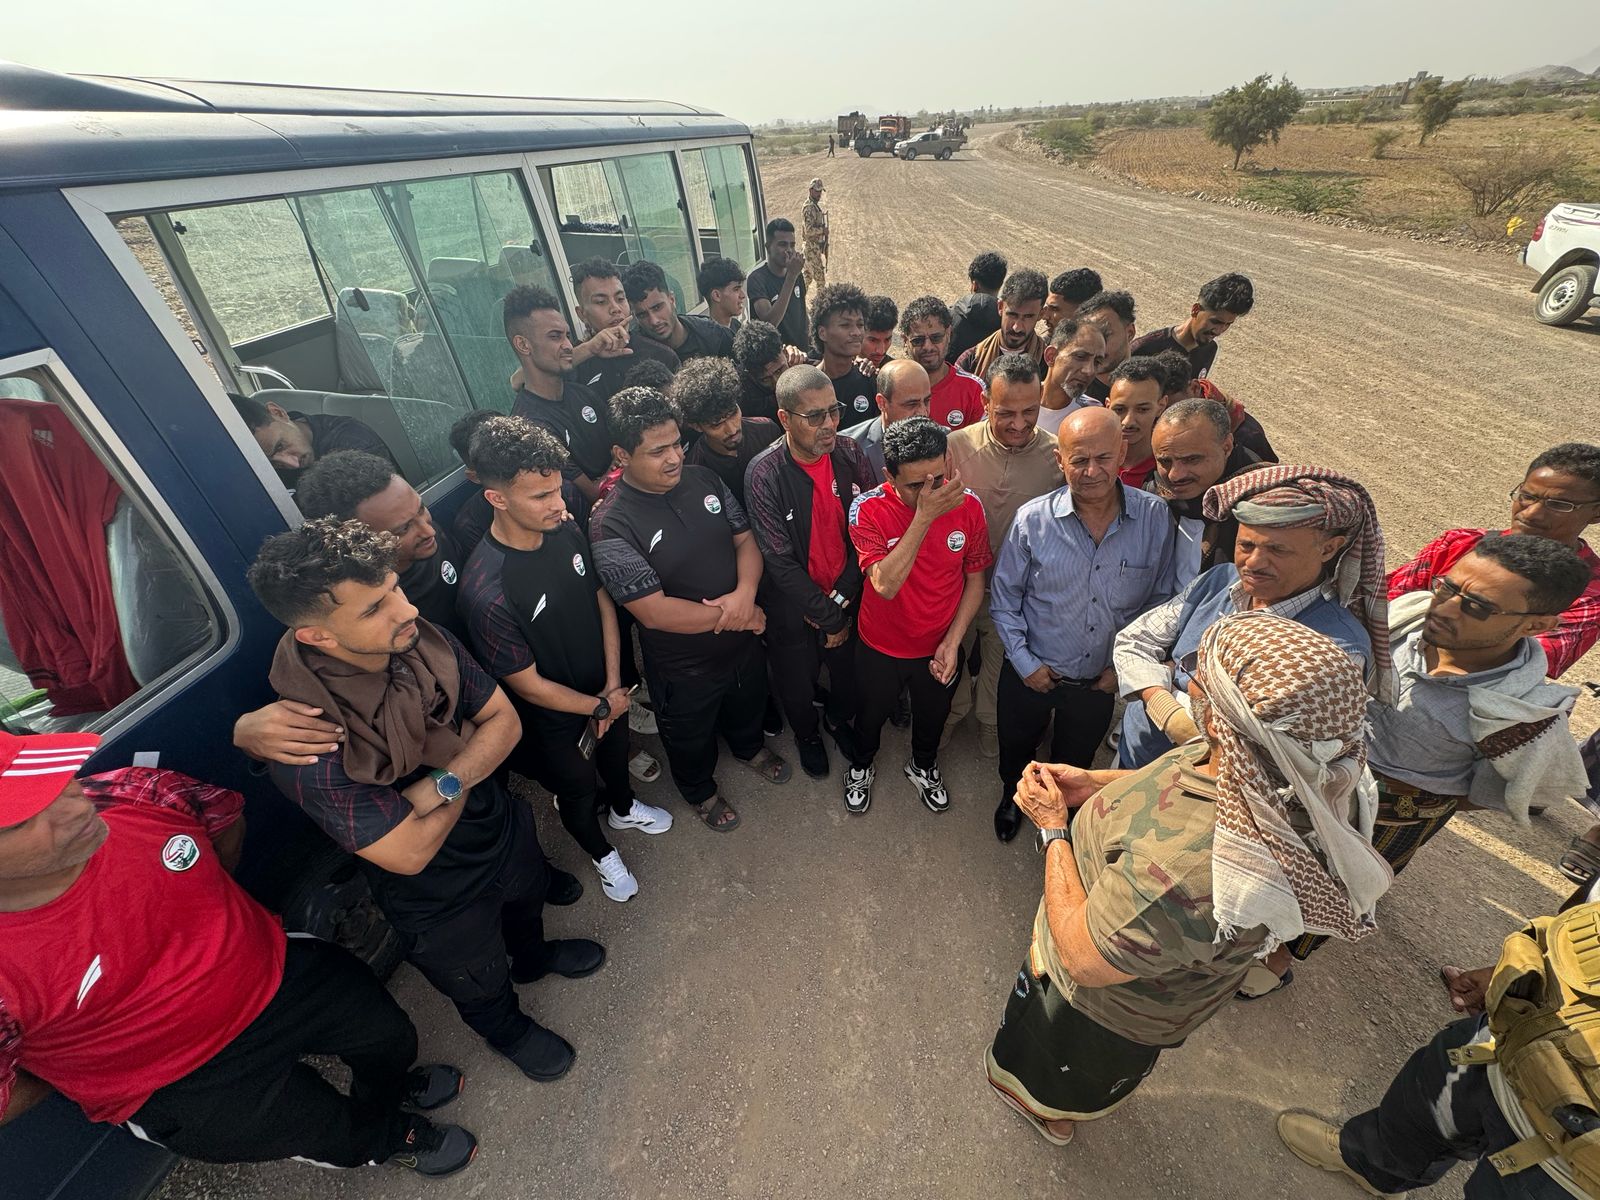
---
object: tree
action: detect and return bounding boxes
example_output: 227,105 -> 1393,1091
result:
1414,77 -> 1465,146
1206,74 -> 1304,170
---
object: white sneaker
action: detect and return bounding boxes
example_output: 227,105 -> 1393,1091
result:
629,704 -> 659,735
593,850 -> 639,902
904,760 -> 950,813
844,764 -> 875,814
607,798 -> 673,835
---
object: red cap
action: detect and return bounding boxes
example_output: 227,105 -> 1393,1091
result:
0,731 -> 102,826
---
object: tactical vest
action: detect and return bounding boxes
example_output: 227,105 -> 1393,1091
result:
1450,904 -> 1600,1194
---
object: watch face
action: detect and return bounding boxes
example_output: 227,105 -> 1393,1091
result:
436,772 -> 463,800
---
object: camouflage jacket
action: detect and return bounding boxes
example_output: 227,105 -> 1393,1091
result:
802,198 -> 828,250
1031,743 -> 1269,1047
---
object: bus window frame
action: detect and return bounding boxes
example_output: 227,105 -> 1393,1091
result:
0,347 -> 239,746
60,134 -> 761,509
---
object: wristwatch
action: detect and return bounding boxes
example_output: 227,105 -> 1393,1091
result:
429,769 -> 463,805
1036,827 -> 1070,855
592,696 -> 612,721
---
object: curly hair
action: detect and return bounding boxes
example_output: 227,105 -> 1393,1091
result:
883,416 -> 949,474
999,269 -> 1049,309
864,295 -> 898,333
622,359 -> 676,391
1049,268 -> 1103,304
1469,533 -> 1591,615
967,251 -> 1007,291
1151,348 -> 1193,395
449,409 -> 501,465
671,358 -> 743,428
502,284 -> 563,338
1198,272 -> 1254,316
622,259 -> 670,305
898,294 -> 952,335
696,255 -> 745,301
609,386 -> 682,453
247,516 -> 399,627
1108,356 -> 1166,391
1528,442 -> 1600,491
466,415 -> 569,489
809,282 -> 868,350
294,450 -> 398,520
733,319 -> 784,377
1076,290 -> 1136,327
569,257 -> 622,293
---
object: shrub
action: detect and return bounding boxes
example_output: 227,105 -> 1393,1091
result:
1240,174 -> 1363,215
1442,137 -> 1581,217
1414,77 -> 1466,145
1370,129 -> 1401,160
1032,118 -> 1096,160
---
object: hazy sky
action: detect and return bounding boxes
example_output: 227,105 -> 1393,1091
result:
10,1 -> 1598,127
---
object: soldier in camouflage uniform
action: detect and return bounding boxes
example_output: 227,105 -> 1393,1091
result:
801,178 -> 828,293
985,613 -> 1387,1147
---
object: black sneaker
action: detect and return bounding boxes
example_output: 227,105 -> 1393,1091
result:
502,1022 -> 577,1082
388,1118 -> 477,1177
404,1064 -> 464,1112
796,735 -> 830,779
511,938 -> 607,984
763,696 -> 785,738
904,760 -> 950,813
545,867 -> 583,906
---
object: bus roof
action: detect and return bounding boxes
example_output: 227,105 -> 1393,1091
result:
0,61 -> 751,193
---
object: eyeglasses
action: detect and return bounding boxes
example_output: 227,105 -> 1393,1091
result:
786,403 -> 843,428
907,333 -> 947,348
1508,487 -> 1600,515
1428,576 -> 1546,621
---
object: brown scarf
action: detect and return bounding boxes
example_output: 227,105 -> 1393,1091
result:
968,327 -> 1043,381
269,622 -> 466,786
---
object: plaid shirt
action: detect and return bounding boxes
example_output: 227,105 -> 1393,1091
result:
1387,527 -> 1600,679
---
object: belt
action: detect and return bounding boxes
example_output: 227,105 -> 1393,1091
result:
1375,773 -> 1462,822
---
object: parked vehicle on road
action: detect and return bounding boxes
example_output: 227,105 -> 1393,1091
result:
1523,202 -> 1600,326
894,127 -> 967,160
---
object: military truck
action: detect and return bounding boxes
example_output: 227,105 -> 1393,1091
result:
852,114 -> 913,157
893,126 -> 967,160
835,111 -> 866,146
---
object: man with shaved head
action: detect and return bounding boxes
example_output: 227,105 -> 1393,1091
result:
840,358 -> 932,479
988,407 -> 1177,842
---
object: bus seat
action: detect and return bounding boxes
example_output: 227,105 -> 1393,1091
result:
105,497 -> 212,687
251,387 -> 327,416
336,287 -> 411,337
321,391 -> 455,483
498,245 -> 547,286
332,319 -> 391,394
426,257 -> 482,287
249,388 -> 420,479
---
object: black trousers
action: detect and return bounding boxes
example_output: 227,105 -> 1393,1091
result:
645,636 -> 767,806
766,622 -> 859,741
513,713 -> 633,860
996,661 -> 1116,802
127,938 -> 417,1168
1340,1016 -> 1568,1198
851,640 -> 956,769
406,804 -> 549,1053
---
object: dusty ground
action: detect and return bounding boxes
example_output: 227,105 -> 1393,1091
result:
1089,112 -> 1600,234
161,126 -> 1600,1200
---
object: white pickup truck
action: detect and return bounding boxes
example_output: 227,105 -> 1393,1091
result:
1523,202 -> 1600,326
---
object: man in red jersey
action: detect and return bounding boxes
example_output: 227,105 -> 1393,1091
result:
0,732 -> 474,1177
844,417 -> 991,815
897,295 -> 987,431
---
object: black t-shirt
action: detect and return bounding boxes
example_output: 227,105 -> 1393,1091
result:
269,626 -> 523,934
746,263 -> 808,350
589,466 -> 755,675
1129,325 -> 1219,381
1084,376 -> 1111,402
947,293 -> 999,365
824,363 -> 878,424
282,412 -> 397,489
399,528 -> 465,639
512,381 -> 613,482
576,334 -> 681,402
635,313 -> 734,364
739,375 -> 780,423
459,523 -> 605,730
684,417 -> 781,506
452,483 -> 590,557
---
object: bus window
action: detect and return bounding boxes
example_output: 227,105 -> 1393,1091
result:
681,146 -> 761,273
0,367 -> 219,734
379,171 -> 562,415
548,155 -> 696,311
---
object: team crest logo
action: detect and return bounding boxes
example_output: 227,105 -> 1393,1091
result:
793,284 -> 802,299
161,834 -> 201,872
851,483 -> 861,496
947,409 -> 965,426
853,394 -> 871,413
440,560 -> 458,585
831,479 -> 840,495
581,405 -> 598,424
572,553 -> 586,576
704,494 -> 722,514
946,530 -> 966,552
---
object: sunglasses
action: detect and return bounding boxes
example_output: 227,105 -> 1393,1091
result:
907,333 -> 947,347
786,403 -> 844,428
1508,487 -> 1600,515
1429,576 -> 1546,621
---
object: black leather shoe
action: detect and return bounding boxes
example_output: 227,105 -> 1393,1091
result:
994,798 -> 1024,843
796,735 -> 829,779
512,938 -> 606,984
545,868 -> 583,906
501,1023 -> 576,1082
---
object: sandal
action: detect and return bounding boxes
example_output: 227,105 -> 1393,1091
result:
1560,830 -> 1600,884
737,746 -> 792,785
1235,964 -> 1294,1001
628,751 -> 661,784
692,794 -> 740,833
990,1083 -> 1074,1146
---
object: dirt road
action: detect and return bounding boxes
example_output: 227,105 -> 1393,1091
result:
160,127 -> 1599,1200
